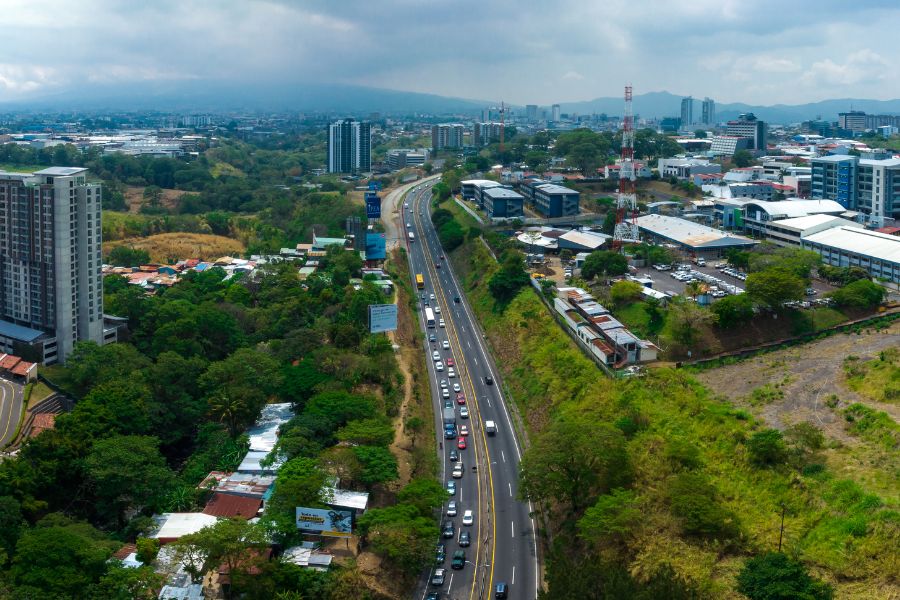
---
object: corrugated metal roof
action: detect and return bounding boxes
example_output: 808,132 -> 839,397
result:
805,226 -> 900,263
0,321 -> 46,343
636,214 -> 756,248
202,492 -> 262,519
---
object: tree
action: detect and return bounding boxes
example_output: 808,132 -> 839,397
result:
84,435 -> 174,527
828,279 -> 886,308
667,472 -> 740,540
405,416 -> 425,448
91,565 -> 166,600
266,457 -> 330,533
352,445 -> 399,488
733,150 -> 753,168
749,247 -> 821,282
578,489 -> 641,544
694,130 -> 708,139
135,537 -> 160,564
0,495 -> 24,562
581,251 -> 628,280
711,293 -> 755,328
488,251 -> 530,304
666,300 -> 717,348
520,416 -> 631,515
335,417 -> 395,447
317,447 -> 362,488
747,429 -> 787,467
201,348 -> 282,435
357,504 -> 438,575
746,268 -> 805,311
737,552 -> 834,600
725,248 -> 751,269
11,516 -> 119,598
609,280 -> 644,307
395,478 -> 448,516
107,245 -> 152,267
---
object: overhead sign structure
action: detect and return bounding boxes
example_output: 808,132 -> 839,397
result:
368,181 -> 382,191
369,303 -> 398,333
365,233 -> 386,260
365,191 -> 381,219
296,507 -> 353,537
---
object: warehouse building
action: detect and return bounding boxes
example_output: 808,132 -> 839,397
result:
763,214 -> 862,248
635,214 -> 757,255
802,226 -> 900,284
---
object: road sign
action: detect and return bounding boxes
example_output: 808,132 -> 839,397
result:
369,303 -> 398,333
365,191 -> 381,218
366,233 -> 386,260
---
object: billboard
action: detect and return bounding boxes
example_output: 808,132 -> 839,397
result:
365,191 -> 381,218
366,233 -> 386,260
368,181 -> 382,191
296,507 -> 353,537
369,304 -> 398,333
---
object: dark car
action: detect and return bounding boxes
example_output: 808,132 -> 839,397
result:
426,594 -> 441,600
435,544 -> 446,564
442,521 -> 455,539
449,449 -> 459,462
495,582 -> 508,598
451,550 -> 466,570
429,333 -> 436,342
454,295 -> 460,303
485,375 -> 493,385
444,426 -> 456,439
456,393 -> 466,405
458,531 -> 470,547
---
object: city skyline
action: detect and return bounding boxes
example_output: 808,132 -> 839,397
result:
1,0 -> 900,106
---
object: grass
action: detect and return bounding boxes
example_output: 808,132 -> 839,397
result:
0,163 -> 46,173
615,301 -> 666,339
26,382 -> 56,410
843,403 -> 900,450
210,161 -> 246,178
788,307 -> 849,335
748,383 -> 785,406
104,233 -> 245,262
844,348 -> 900,404
448,237 -> 900,597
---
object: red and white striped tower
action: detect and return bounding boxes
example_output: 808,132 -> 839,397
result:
613,84 -> 640,250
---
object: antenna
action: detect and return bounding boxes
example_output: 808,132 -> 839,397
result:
613,85 -> 640,251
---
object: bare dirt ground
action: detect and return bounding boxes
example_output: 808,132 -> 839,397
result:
695,321 -> 900,443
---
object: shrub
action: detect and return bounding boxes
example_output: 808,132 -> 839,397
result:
667,472 -> 740,540
747,429 -> 788,467
737,552 -> 833,600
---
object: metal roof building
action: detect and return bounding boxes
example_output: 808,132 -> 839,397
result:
557,229 -> 610,252
803,226 -> 900,283
635,214 -> 757,252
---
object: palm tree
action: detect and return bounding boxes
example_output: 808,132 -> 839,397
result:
208,392 -> 243,436
685,280 -> 707,299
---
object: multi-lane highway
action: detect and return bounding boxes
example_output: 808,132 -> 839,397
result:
0,377 -> 23,449
401,182 -> 538,600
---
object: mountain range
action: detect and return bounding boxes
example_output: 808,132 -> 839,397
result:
3,81 -> 900,124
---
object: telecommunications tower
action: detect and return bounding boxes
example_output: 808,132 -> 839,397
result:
612,85 -> 640,250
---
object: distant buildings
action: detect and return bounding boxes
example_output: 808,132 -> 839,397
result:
525,104 -> 539,122
709,135 -> 751,157
327,118 -> 371,174
386,149 -> 427,170
701,97 -> 716,126
431,124 -> 464,151
810,155 -> 900,225
0,167 -> 105,364
473,122 -> 504,147
551,104 -> 561,122
680,97 -> 694,128
838,111 -> 867,133
725,113 -> 768,151
657,158 -> 721,180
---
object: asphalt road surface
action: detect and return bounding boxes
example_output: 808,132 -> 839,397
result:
401,183 -> 538,600
0,377 -> 23,449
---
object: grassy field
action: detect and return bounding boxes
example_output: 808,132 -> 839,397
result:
104,233 -> 245,262
449,237 -> 900,598
0,163 -> 46,173
844,347 -> 899,404
124,186 -> 188,213
26,382 -> 56,410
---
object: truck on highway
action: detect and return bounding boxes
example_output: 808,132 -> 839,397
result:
443,407 -> 456,425
485,420 -> 497,436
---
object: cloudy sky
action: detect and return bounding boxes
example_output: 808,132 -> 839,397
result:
2,0 -> 899,105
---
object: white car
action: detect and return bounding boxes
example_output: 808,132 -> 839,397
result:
452,464 -> 464,479
453,383 -> 461,393
440,379 -> 448,389
442,388 -> 450,399
439,319 -> 445,328
460,406 -> 469,419
432,351 -> 440,362
462,510 -> 474,526
446,501 -> 457,517
436,362 -> 444,372
447,368 -> 456,378
442,340 -> 450,350
430,294 -> 436,301
435,306 -> 441,314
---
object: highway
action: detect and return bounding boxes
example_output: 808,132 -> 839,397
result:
401,183 -> 538,600
0,377 -> 23,449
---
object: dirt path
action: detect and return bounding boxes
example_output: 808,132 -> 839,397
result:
696,322 -> 900,443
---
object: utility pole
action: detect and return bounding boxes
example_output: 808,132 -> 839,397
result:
777,503 -> 786,552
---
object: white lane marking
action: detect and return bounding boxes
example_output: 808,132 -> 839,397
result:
474,357 -> 478,365
486,397 -> 492,408
448,573 -> 454,594
508,482 -> 513,497
512,566 -> 516,585
467,340 -> 471,349
511,521 -> 515,538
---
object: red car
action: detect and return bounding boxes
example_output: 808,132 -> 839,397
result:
457,436 -> 467,450
456,393 -> 466,405
447,358 -> 455,367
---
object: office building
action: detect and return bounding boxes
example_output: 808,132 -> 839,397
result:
481,187 -> 524,219
658,158 -> 722,179
810,155 -> 858,209
725,113 -> 767,151
803,226 -> 900,284
526,105 -> 538,122
680,97 -> 694,127
519,180 -> 581,218
838,111 -> 867,133
431,124 -> 465,151
709,135 -> 751,157
551,104 -> 561,122
327,118 -> 371,174
701,98 -> 715,126
811,155 -> 900,225
386,149 -> 427,170
659,117 -> 681,132
0,167 -> 104,364
474,122 -> 504,147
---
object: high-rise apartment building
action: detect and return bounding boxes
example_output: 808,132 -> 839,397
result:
810,155 -> 900,225
838,111 -> 867,133
0,167 -> 104,364
701,97 -> 716,126
327,118 -> 371,173
680,97 -> 694,127
473,122 -> 504,147
431,124 -> 465,151
525,105 -> 538,122
551,104 -> 561,122
725,113 -> 767,151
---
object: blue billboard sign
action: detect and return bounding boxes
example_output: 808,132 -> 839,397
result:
295,507 -> 353,537
368,181 -> 382,191
366,233 -> 387,260
365,191 -> 381,218
369,304 -> 398,333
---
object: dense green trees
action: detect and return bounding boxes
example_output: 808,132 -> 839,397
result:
737,553 -> 833,600
746,268 -> 806,311
828,279 -> 886,308
581,251 -> 628,280
107,245 -> 152,267
488,251 -> 530,303
711,293 -> 755,328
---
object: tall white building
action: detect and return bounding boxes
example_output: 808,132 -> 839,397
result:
680,97 -> 694,127
551,104 -> 561,122
327,118 -> 371,174
0,167 -> 104,364
431,124 -> 465,150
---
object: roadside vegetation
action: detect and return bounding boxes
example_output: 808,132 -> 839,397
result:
440,219 -> 898,598
0,245 -> 435,599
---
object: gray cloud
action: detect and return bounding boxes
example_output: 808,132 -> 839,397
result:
1,0 -> 899,105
